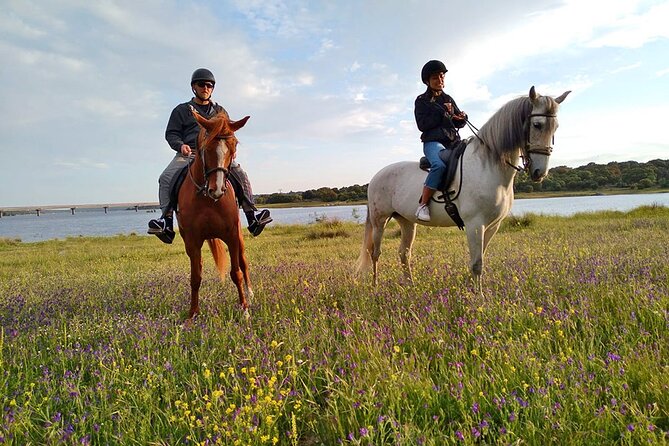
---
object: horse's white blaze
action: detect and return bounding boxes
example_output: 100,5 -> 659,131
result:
210,141 -> 228,198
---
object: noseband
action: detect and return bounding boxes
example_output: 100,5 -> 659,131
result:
188,133 -> 235,200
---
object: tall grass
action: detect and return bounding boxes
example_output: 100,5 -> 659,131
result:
1,207 -> 668,445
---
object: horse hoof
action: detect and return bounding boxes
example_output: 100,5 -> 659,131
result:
243,308 -> 250,320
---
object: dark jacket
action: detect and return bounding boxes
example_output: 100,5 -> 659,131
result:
165,99 -> 228,152
414,90 -> 466,148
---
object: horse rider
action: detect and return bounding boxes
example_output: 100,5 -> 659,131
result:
414,60 -> 468,222
148,68 -> 272,243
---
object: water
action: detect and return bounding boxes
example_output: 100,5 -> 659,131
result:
1,193 -> 667,243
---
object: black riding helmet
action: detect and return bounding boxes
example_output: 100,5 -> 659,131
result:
421,60 -> 447,85
191,68 -> 216,85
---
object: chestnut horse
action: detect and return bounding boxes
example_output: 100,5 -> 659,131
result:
177,108 -> 252,322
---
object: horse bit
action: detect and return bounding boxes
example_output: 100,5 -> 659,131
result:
187,133 -> 234,200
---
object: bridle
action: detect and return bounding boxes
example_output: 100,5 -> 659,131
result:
187,133 -> 235,200
465,110 -> 557,173
512,112 -> 557,173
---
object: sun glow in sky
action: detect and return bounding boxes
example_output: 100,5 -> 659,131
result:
1,0 -> 668,206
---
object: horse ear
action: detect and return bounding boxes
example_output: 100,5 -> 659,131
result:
529,86 -> 537,101
230,115 -> 250,132
190,106 -> 209,126
555,90 -> 571,104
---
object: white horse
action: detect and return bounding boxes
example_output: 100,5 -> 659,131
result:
356,86 -> 570,291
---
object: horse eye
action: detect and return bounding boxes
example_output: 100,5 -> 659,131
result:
532,121 -> 542,130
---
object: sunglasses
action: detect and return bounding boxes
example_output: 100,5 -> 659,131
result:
196,81 -> 214,89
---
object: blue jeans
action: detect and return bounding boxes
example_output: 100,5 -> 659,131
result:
423,141 -> 449,190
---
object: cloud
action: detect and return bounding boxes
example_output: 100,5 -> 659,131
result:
232,0 -> 305,36
443,0 -> 667,102
317,38 -> 336,56
609,62 -> 642,74
656,67 -> 669,77
584,1 -> 669,49
54,158 -> 110,170
0,10 -> 47,39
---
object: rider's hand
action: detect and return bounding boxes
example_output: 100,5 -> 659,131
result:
180,144 -> 192,156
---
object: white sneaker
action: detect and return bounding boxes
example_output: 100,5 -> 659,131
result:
416,204 -> 431,222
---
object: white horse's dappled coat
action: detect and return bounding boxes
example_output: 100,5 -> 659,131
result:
356,87 -> 571,291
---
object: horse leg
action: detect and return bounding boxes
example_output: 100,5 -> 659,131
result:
185,242 -> 204,323
355,210 -> 375,274
482,221 -> 501,256
370,217 -> 389,287
465,224 -> 485,294
395,215 -> 417,284
236,228 -> 254,312
226,236 -> 249,315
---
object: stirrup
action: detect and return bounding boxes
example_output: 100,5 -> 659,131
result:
147,219 -> 167,234
256,209 -> 273,226
155,230 -> 175,244
248,218 -> 269,237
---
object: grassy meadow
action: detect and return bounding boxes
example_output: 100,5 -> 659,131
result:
1,206 -> 668,445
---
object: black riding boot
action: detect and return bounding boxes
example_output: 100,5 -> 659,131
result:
245,209 -> 272,237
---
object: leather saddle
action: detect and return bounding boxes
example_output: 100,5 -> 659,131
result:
418,139 -> 469,229
419,139 -> 468,192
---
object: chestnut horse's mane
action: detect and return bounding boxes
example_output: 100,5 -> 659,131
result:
197,112 -> 238,155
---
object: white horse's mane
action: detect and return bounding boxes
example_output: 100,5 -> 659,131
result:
476,95 -> 558,165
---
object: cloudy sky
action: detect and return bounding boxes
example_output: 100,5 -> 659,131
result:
1,0 -> 668,207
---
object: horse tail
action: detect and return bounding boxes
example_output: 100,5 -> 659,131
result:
355,206 -> 374,274
206,239 -> 228,281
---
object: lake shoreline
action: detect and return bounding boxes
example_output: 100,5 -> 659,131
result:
252,187 -> 669,208
3,188 -> 667,215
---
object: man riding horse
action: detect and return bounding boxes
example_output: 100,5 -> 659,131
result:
148,68 -> 272,243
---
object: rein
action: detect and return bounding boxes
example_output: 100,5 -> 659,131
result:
187,133 -> 235,200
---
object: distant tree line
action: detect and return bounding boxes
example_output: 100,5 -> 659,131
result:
514,159 -> 669,193
255,159 -> 669,204
255,184 -> 368,205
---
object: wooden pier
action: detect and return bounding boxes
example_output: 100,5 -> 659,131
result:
0,202 -> 159,217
